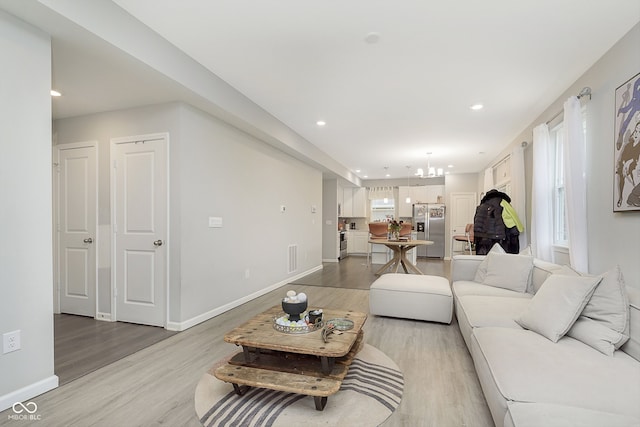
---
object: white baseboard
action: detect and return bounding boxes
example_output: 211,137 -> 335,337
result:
166,265 -> 324,332
0,375 -> 58,413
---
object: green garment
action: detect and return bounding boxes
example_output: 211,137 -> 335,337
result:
500,200 -> 524,232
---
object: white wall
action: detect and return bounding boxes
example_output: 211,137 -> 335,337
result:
0,11 -> 57,410
53,102 -> 323,327
177,105 -> 323,321
483,23 -> 640,289
322,179 -> 339,261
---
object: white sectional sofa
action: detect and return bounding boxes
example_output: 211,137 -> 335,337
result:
451,251 -> 640,427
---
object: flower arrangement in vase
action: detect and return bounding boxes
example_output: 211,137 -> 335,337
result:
388,220 -> 402,240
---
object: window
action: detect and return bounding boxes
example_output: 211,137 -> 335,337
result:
551,123 -> 568,246
549,108 -> 587,247
370,198 -> 395,222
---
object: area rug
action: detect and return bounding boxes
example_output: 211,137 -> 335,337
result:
195,344 -> 404,427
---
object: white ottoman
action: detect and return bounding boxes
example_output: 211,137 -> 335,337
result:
369,274 -> 453,323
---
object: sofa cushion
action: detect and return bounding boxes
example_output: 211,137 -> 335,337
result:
455,295 -> 529,352
516,274 -> 601,342
472,327 -> 640,419
474,243 -> 505,282
566,266 -> 630,355
452,281 -> 534,299
458,295 -> 530,330
505,402 -> 640,427
483,253 -> 533,293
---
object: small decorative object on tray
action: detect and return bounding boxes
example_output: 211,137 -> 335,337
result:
281,290 -> 308,321
325,318 -> 354,331
273,311 -> 324,334
309,309 -> 323,325
276,290 -> 324,333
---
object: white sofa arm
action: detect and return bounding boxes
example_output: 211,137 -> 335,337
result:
450,255 -> 486,282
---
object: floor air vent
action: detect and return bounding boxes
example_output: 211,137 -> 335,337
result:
288,244 -> 298,273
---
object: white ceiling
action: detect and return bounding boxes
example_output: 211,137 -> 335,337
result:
5,0 -> 640,180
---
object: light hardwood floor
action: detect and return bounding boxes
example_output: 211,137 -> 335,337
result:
1,257 -> 493,427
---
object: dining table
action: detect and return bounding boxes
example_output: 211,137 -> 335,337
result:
368,239 -> 433,275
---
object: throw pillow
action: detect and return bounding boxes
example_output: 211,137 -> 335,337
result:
482,253 -> 533,293
519,245 -> 532,256
516,274 -> 602,342
529,262 -> 579,294
473,243 -> 505,282
568,317 -> 627,356
566,265 -> 630,355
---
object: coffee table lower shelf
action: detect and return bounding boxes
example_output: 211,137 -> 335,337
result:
214,363 -> 341,410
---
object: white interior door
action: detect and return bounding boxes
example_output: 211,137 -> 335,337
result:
449,192 -> 477,256
57,142 -> 97,317
112,135 -> 167,327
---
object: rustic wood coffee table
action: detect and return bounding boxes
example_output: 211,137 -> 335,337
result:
214,306 -> 367,410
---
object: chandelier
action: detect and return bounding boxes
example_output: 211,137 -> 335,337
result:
414,152 -> 443,178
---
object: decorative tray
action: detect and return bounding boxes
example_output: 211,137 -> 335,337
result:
273,313 -> 324,334
325,318 -> 354,331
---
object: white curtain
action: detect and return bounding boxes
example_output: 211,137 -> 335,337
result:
367,186 -> 394,200
483,168 -> 494,193
511,145 -> 527,249
531,124 -> 554,261
563,96 -> 589,273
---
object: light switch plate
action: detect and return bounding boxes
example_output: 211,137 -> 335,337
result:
208,217 -> 222,228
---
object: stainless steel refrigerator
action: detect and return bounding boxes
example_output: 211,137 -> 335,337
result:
412,203 -> 445,258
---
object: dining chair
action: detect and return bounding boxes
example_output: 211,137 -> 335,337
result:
367,222 -> 389,265
452,223 -> 474,256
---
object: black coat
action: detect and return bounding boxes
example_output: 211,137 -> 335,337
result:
474,190 -> 511,240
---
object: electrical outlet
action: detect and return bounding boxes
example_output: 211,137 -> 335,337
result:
3,330 -> 21,354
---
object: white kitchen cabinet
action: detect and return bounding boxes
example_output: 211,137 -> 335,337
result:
343,188 -> 353,217
425,185 -> 444,203
398,187 -> 411,217
398,186 -> 443,216
411,186 -> 429,203
347,231 -> 369,254
337,184 -> 345,216
352,188 -> 367,217
341,188 -> 366,218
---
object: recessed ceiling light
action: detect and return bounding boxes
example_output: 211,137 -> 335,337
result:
470,103 -> 483,110
51,90 -> 62,97
385,174 -> 391,177
316,120 -> 326,126
363,175 -> 368,178
355,169 -> 361,173
448,164 -> 454,168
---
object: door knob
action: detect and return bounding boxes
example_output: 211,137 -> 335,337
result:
83,238 -> 93,244
153,240 -> 164,247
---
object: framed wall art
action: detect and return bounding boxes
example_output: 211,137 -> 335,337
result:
614,72 -> 640,211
